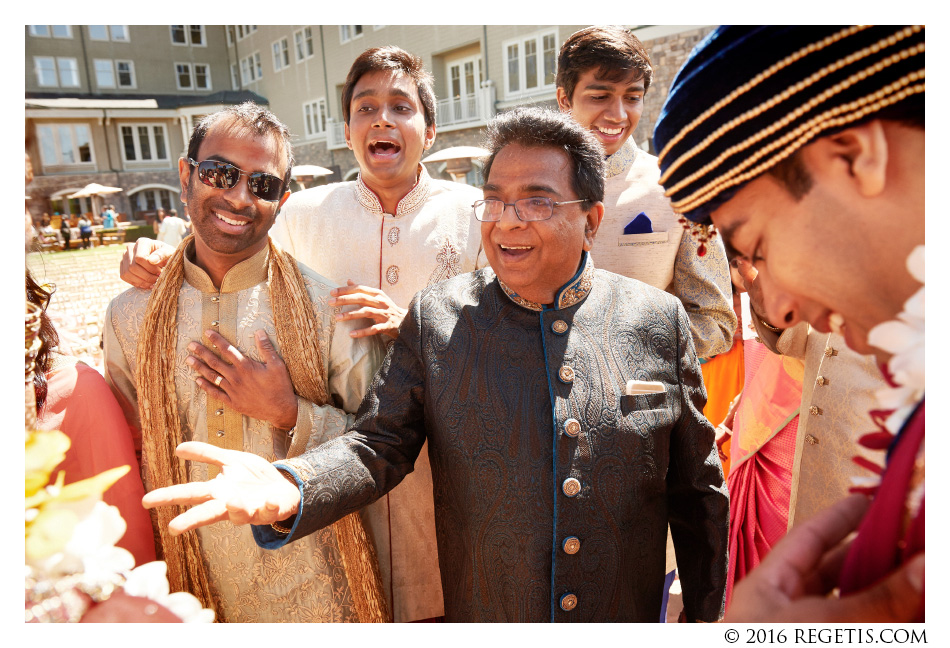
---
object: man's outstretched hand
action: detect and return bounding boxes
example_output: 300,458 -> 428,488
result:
142,442 -> 301,535
726,494 -> 924,622
120,237 -> 175,289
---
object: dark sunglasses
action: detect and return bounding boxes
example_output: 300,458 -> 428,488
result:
188,158 -> 285,202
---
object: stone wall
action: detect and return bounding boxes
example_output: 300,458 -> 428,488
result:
634,26 -> 716,154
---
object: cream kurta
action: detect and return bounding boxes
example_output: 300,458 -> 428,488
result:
592,141 -> 736,359
756,323 -> 886,528
271,166 -> 486,622
105,242 -> 383,622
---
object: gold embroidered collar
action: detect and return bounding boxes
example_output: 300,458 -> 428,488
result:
356,164 -> 432,217
604,140 -> 638,180
183,239 -> 269,293
498,253 -> 595,312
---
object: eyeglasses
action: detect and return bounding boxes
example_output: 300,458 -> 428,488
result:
187,158 -> 285,202
472,197 -> 589,222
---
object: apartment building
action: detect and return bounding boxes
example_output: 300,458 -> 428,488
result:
26,24 -> 713,222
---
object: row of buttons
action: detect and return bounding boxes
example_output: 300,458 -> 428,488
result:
560,410 -> 581,612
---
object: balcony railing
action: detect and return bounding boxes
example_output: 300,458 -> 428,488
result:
326,83 -> 496,151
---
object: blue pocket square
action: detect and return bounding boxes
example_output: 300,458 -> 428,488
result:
624,212 -> 653,235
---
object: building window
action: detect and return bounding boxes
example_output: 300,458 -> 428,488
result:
119,124 -> 169,162
133,189 -> 176,213
340,25 -> 363,43
116,61 -> 135,87
94,59 -> 116,88
29,25 -> 74,38
294,27 -> 314,61
194,64 -> 210,90
34,57 -> 57,87
502,29 -> 558,96
231,63 -> 239,90
236,25 -> 257,41
241,53 -> 261,84
171,25 -> 187,44
58,58 -> 79,87
171,25 -> 205,46
175,63 -> 192,89
175,63 -> 211,90
190,25 -> 205,46
34,56 -> 80,88
89,25 -> 128,41
36,124 -> 94,166
227,26 -> 234,46
272,38 -> 289,72
304,98 -> 328,137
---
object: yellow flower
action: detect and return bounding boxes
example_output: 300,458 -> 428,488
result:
25,430 -> 69,497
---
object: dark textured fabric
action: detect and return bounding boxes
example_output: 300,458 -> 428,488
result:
269,267 -> 728,622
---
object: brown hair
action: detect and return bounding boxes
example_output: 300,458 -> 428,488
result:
341,46 -> 436,128
556,26 -> 653,102
26,269 -> 59,412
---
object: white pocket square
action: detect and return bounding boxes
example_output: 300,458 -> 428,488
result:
625,380 -> 666,396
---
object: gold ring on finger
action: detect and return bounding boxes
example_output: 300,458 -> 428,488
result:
213,374 -> 224,387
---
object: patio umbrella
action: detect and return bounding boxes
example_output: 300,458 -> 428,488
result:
421,146 -> 489,164
291,164 -> 333,177
67,183 -> 123,217
422,146 -> 489,183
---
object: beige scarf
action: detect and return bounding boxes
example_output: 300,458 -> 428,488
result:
135,235 -> 390,622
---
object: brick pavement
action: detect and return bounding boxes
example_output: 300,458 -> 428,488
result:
27,245 -> 130,373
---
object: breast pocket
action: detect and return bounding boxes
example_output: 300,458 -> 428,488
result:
617,231 -> 670,246
620,392 -> 668,416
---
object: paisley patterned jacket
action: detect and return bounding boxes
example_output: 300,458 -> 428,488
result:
256,254 -> 729,622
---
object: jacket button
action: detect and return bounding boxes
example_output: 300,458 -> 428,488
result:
816,375 -> 827,386
809,405 -> 823,416
211,320 -> 219,327
211,296 -> 219,303
558,365 -> 575,383
551,319 -> 568,335
562,536 -> 581,554
805,434 -> 819,445
215,408 -> 224,416
559,593 -> 577,611
215,430 -> 225,438
562,477 -> 581,497
824,347 -> 838,357
563,418 -> 580,438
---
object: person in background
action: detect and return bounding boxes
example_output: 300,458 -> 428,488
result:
151,208 -> 165,236
156,207 -> 187,249
59,217 -> 72,252
77,215 -> 92,249
29,270 -> 155,566
102,205 -> 117,230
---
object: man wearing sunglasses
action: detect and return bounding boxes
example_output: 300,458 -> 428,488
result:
103,102 -> 388,622
117,46 -> 483,623
142,107 -> 729,622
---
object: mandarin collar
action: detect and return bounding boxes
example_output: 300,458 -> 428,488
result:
183,238 -> 270,293
604,139 -> 638,179
498,252 -> 595,312
356,164 -> 432,217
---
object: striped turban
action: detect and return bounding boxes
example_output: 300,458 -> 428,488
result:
654,25 -> 924,226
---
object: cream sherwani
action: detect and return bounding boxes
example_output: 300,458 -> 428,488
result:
270,166 -> 486,622
104,241 -> 383,622
755,323 -> 886,528
591,141 -> 736,359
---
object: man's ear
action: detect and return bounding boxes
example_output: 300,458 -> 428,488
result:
555,87 -> 572,113
344,122 -> 352,150
178,157 -> 192,199
806,120 -> 889,198
582,201 -> 605,251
